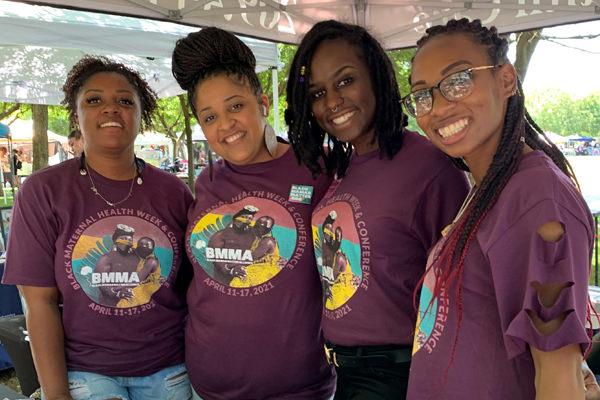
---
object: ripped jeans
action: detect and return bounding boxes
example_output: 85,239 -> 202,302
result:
58,364 -> 191,400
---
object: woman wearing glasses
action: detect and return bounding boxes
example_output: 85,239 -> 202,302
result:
404,19 -> 594,399
285,20 -> 469,399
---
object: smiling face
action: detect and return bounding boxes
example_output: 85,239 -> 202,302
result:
309,39 -> 377,155
194,74 -> 270,166
75,72 -> 142,156
410,34 -> 515,172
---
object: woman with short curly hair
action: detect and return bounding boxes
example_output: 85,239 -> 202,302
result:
2,56 -> 193,400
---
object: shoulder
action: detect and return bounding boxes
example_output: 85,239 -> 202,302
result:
144,164 -> 191,190
498,151 -> 583,215
19,160 -> 78,193
395,130 -> 468,185
480,151 -> 593,247
395,130 -> 456,169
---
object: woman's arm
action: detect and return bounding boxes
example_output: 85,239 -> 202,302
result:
19,285 -> 73,400
529,221 -> 585,399
531,343 -> 584,400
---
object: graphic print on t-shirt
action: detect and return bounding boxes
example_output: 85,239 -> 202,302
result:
413,242 -> 449,356
188,197 -> 300,295
312,203 -> 362,311
66,213 -> 175,310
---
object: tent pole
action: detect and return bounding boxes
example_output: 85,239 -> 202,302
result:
271,66 -> 279,136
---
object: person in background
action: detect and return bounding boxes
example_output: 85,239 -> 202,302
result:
404,18 -> 594,399
11,148 -> 23,187
172,27 -> 335,399
285,20 -> 469,399
2,55 -> 193,400
0,146 -> 12,187
68,129 -> 84,158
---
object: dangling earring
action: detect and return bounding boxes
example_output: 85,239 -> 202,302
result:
261,104 -> 277,157
264,123 -> 278,157
208,145 -> 214,182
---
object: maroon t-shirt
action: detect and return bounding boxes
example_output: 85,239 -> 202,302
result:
2,159 -> 193,376
312,130 -> 470,346
408,151 -> 594,399
185,146 -> 335,399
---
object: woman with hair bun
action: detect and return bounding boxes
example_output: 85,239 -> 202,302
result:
172,27 -> 335,400
404,18 -> 594,399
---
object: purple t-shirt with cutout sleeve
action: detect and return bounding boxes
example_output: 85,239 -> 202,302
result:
185,145 -> 335,400
407,151 -> 594,399
2,159 -> 193,376
312,130 -> 470,346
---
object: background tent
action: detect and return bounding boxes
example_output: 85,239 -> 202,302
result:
0,1 -> 280,104
0,119 -> 68,167
11,0 -> 600,50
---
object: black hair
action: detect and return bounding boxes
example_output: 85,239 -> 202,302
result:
68,129 -> 81,140
412,17 -> 581,378
62,56 -> 157,131
285,20 -> 407,178
171,27 -> 263,118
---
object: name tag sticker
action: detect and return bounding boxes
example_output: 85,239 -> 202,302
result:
289,184 -> 314,204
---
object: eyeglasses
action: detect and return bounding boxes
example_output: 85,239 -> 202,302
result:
402,65 -> 497,118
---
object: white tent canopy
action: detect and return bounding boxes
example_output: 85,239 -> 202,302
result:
2,118 -> 66,143
0,1 -> 280,104
11,0 -> 600,50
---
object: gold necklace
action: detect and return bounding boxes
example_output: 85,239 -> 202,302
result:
441,185 -> 478,237
84,162 -> 137,207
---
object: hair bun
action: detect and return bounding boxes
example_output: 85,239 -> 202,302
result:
172,27 -> 256,91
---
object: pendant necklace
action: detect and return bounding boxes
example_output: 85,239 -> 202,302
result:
79,154 -> 142,207
441,184 -> 478,237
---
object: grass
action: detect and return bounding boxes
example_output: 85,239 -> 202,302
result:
0,187 -> 16,208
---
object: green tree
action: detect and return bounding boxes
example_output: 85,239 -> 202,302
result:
153,95 -> 191,160
526,89 -> 600,137
48,105 -> 70,136
258,43 -> 297,133
0,102 -> 22,121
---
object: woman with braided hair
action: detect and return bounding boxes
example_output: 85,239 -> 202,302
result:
285,20 -> 469,399
404,18 -> 595,399
172,27 -> 335,399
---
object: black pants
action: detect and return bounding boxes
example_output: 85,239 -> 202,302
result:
333,360 -> 410,400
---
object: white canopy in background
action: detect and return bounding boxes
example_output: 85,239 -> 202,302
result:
0,1 -> 280,105
1,118 -> 66,143
11,0 -> 600,50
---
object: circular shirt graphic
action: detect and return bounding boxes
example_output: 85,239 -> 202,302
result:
189,198 -> 296,287
313,203 -> 362,310
71,216 -> 174,308
413,238 -> 448,355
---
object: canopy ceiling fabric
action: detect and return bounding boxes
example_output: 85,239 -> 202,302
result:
0,1 -> 280,104
12,0 -> 600,50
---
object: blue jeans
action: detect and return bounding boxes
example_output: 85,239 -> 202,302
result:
57,363 -> 191,400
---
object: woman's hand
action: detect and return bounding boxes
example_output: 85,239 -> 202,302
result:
583,361 -> 600,400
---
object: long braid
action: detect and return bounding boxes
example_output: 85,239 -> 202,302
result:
415,18 -> 583,378
285,20 -> 406,179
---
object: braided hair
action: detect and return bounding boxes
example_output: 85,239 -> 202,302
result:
171,27 -> 263,118
285,20 -> 407,178
412,18 -> 581,377
62,55 -> 157,131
